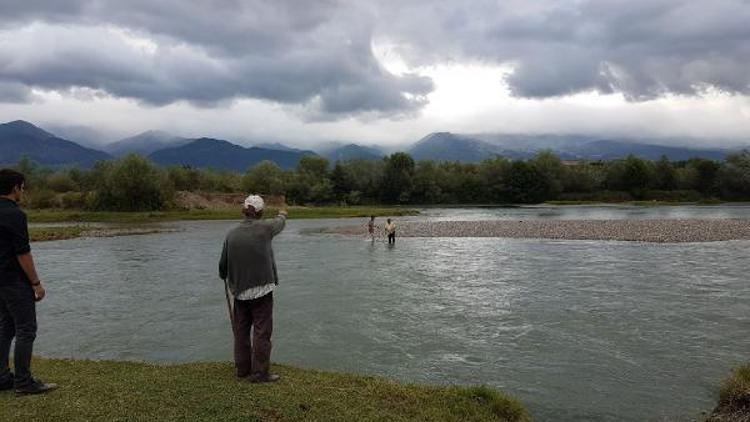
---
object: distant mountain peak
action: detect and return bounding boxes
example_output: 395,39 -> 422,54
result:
319,143 -> 384,162
105,130 -> 190,157
2,120 -> 54,138
149,137 -> 315,171
0,120 -> 111,167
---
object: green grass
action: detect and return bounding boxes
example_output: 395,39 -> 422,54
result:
708,364 -> 750,421
0,358 -> 530,421
26,206 -> 419,224
28,226 -> 87,242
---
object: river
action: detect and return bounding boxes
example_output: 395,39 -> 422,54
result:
31,205 -> 750,421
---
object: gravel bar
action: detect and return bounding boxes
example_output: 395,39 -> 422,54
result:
328,219 -> 750,243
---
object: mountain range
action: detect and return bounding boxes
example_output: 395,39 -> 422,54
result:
0,120 -> 111,167
316,142 -> 384,162
105,130 -> 191,157
149,138 -> 312,171
0,120 -> 744,171
409,132 -> 735,162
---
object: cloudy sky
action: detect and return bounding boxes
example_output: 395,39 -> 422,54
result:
1,0 -> 749,148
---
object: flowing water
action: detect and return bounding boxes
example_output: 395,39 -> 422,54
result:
30,205 -> 750,421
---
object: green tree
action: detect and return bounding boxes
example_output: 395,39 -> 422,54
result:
479,158 -> 512,203
687,158 -> 720,196
330,162 -> 353,202
297,155 -> 330,183
506,161 -> 550,203
653,155 -> 678,190
381,153 -> 415,203
167,166 -> 203,191
605,155 -> 653,197
242,161 -> 286,195
91,155 -> 173,211
412,161 -> 444,204
47,172 -> 79,192
718,151 -> 750,200
562,162 -> 604,193
529,150 -> 565,199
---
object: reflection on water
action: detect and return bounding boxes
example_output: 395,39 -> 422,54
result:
31,206 -> 750,422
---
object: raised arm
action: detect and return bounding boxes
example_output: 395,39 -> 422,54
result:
270,210 -> 287,236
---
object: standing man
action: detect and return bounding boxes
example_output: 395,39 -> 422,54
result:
219,195 -> 287,383
0,169 -> 57,395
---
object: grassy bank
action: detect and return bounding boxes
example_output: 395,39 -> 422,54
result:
708,364 -> 750,422
26,206 -> 419,224
0,358 -> 529,422
28,226 -> 87,242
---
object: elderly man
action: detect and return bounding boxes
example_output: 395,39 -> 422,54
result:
219,195 -> 287,383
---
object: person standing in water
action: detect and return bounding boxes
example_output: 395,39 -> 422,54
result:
367,215 -> 376,242
385,218 -> 396,244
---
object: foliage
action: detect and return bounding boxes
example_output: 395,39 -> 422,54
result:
89,155 -> 174,211
241,160 -> 286,195
8,150 -> 749,210
708,364 -> 750,422
381,152 -> 416,203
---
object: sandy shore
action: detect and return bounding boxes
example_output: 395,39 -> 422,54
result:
327,219 -> 750,243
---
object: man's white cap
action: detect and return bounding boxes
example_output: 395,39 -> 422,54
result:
243,194 -> 264,211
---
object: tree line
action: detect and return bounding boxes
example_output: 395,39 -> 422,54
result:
12,150 -> 750,211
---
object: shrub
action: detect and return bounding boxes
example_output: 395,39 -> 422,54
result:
91,155 -> 174,211
27,189 -> 58,209
60,191 -> 86,209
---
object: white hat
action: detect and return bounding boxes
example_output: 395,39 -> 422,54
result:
243,194 -> 264,211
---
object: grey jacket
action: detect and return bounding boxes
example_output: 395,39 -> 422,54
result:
219,214 -> 286,295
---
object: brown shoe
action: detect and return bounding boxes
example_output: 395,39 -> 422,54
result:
248,373 -> 280,383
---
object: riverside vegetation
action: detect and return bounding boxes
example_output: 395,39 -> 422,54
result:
12,150 -> 750,217
709,364 -> 750,422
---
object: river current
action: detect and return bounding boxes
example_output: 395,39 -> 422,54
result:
31,205 -> 750,421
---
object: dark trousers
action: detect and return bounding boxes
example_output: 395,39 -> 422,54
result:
233,292 -> 273,378
388,232 -> 396,244
0,281 -> 36,388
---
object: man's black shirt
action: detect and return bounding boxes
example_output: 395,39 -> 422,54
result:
0,198 -> 30,285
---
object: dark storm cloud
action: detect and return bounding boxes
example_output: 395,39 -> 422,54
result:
0,0 -> 432,115
378,0 -> 750,100
0,0 -> 748,114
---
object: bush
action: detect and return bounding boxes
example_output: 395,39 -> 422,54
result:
60,192 -> 87,209
27,189 -> 58,209
91,155 -> 174,211
46,172 -> 79,193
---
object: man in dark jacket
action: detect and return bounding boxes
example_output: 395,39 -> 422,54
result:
0,169 -> 57,395
219,194 -> 287,383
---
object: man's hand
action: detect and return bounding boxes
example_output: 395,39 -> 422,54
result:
32,283 -> 46,302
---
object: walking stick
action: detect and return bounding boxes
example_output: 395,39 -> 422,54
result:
223,278 -> 236,334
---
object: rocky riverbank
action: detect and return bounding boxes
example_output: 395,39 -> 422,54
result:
328,219 -> 750,243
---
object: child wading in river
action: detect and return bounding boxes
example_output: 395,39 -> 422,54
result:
385,219 -> 396,244
367,215 -> 377,242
